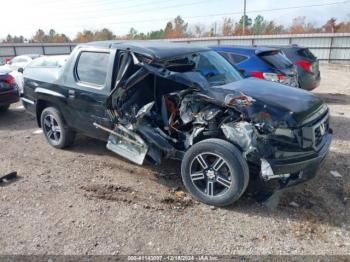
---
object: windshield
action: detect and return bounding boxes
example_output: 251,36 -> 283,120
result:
166,51 -> 243,86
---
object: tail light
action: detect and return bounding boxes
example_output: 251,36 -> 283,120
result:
296,60 -> 313,73
5,75 -> 16,85
0,75 -> 16,88
251,71 -> 286,83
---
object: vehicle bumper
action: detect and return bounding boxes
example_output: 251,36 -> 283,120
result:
0,88 -> 20,106
267,132 -> 332,185
299,71 -> 321,90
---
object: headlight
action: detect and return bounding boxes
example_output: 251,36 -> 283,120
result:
274,128 -> 295,139
224,94 -> 255,108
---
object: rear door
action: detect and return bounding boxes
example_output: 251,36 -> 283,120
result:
63,48 -> 116,140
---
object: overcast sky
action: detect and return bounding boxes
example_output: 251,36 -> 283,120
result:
2,0 -> 350,39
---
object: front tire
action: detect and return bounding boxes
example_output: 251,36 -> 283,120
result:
181,139 -> 249,207
41,107 -> 75,149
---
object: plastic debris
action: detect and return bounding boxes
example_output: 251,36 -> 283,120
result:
289,201 -> 300,208
330,171 -> 342,178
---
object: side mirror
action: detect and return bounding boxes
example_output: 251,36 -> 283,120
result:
18,68 -> 24,74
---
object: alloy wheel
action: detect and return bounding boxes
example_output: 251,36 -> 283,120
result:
190,152 -> 233,197
43,114 -> 62,143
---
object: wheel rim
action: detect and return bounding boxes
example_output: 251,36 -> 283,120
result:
190,152 -> 233,197
43,114 -> 61,143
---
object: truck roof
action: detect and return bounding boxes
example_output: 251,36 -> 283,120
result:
82,40 -> 210,60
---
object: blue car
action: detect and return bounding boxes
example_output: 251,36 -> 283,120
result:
211,46 -> 299,88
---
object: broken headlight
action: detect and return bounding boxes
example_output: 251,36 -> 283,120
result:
274,128 -> 295,139
224,94 -> 255,109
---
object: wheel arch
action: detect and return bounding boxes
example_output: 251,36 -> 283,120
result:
36,99 -> 64,127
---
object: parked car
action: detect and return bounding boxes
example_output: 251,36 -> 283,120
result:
22,41 -> 332,206
6,54 -> 42,71
0,54 -> 42,94
268,45 -> 320,90
212,46 -> 299,88
17,55 -> 69,94
0,58 -> 6,66
0,68 -> 20,112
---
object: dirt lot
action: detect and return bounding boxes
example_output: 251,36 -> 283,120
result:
0,64 -> 349,255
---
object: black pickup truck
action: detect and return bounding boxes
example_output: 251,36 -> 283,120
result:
22,41 -> 332,206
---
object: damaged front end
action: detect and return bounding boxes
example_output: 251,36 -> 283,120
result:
94,48 -> 332,192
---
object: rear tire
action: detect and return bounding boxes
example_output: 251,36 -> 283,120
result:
181,138 -> 249,207
0,105 -> 10,112
41,107 -> 75,149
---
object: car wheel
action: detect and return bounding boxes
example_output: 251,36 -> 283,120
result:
41,107 -> 75,149
0,105 -> 10,112
181,138 -> 249,207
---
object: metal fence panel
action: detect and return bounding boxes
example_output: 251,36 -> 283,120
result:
0,47 -> 15,56
0,33 -> 349,63
44,46 -> 72,55
15,46 -> 44,55
220,39 -> 253,45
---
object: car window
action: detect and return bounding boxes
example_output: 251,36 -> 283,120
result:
258,51 -> 293,69
297,48 -> 316,60
218,52 -> 248,65
76,52 -> 109,86
11,57 -> 29,63
193,51 -> 243,86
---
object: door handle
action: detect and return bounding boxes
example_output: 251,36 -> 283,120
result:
68,89 -> 75,99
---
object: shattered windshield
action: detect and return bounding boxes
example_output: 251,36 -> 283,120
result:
166,51 -> 243,86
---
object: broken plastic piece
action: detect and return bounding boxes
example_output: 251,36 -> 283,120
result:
94,122 -> 148,165
0,172 -> 18,185
221,121 -> 256,153
261,159 -> 290,181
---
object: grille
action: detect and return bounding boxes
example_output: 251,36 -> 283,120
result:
302,112 -> 329,149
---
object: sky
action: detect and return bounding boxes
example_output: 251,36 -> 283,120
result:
2,0 -> 350,39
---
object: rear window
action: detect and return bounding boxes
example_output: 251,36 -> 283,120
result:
218,52 -> 248,65
259,51 -> 293,69
76,52 -> 109,86
297,48 -> 316,60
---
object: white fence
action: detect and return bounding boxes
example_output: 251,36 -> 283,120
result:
170,33 -> 350,63
0,43 -> 77,59
0,33 -> 349,63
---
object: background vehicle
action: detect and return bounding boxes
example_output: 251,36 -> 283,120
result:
22,41 -> 332,206
212,46 -> 299,88
0,54 -> 42,94
18,55 -> 69,93
268,45 -> 321,90
6,54 -> 42,71
0,68 -> 20,112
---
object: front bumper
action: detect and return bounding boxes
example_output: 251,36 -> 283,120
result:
267,132 -> 332,178
0,88 -> 20,106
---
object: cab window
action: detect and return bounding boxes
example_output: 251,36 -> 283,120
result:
76,52 -> 109,86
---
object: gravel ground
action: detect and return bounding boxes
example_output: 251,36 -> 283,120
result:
0,64 -> 349,255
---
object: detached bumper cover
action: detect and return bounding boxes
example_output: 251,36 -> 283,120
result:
0,88 -> 20,106
268,132 -> 332,176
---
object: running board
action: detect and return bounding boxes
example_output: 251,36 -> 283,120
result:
93,123 -> 148,165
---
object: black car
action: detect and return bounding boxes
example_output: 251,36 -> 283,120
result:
22,41 -> 332,206
268,45 -> 321,90
0,68 -> 20,112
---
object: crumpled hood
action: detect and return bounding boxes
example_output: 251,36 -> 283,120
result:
207,78 -> 324,127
